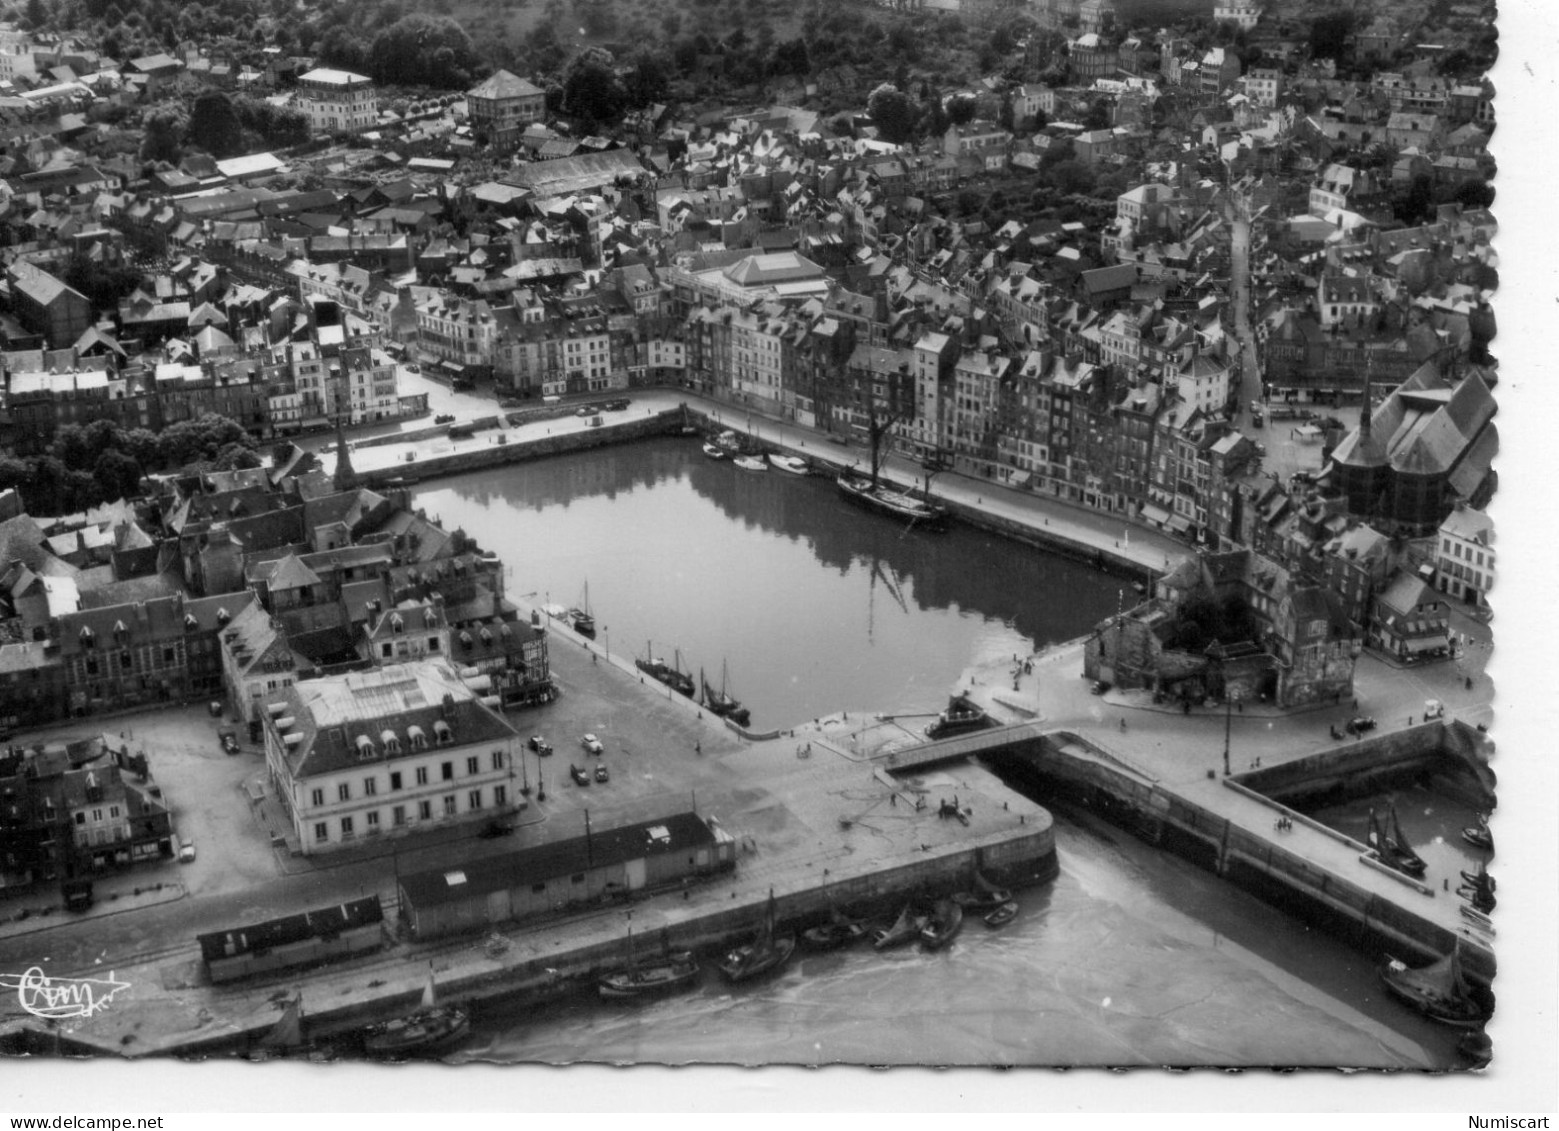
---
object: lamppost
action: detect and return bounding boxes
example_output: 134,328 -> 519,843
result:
1222,688 -> 1240,777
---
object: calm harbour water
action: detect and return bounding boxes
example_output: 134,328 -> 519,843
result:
413,439 -> 1465,1068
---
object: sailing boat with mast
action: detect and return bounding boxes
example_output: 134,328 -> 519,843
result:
362,963 -> 470,1058
1380,943 -> 1490,1028
717,888 -> 795,984
701,661 -> 751,726
1366,805 -> 1427,878
597,922 -> 701,999
636,641 -> 695,697
569,581 -> 595,638
250,993 -> 336,1062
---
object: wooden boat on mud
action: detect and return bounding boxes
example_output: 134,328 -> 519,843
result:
636,642 -> 696,698
1379,946 -> 1489,1030
919,900 -> 964,951
983,901 -> 1019,928
718,889 -> 795,984
363,966 -> 470,1058
597,928 -> 701,1000
800,907 -> 869,950
952,868 -> 1013,911
925,693 -> 995,740
872,904 -> 925,951
1367,805 -> 1427,878
837,471 -> 949,529
701,662 -> 750,727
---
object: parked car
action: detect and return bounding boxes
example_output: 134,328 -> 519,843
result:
405,363 -> 420,373
179,838 -> 196,862
569,764 -> 590,786
604,399 -> 630,412
595,764 -> 610,783
1090,680 -> 1111,696
1345,716 -> 1377,735
581,733 -> 603,754
575,405 -> 596,418
435,413 -> 456,425
219,730 -> 239,755
529,736 -> 553,756
479,819 -> 515,838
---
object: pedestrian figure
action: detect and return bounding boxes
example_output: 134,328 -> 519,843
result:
1119,717 -> 1126,731
695,741 -> 701,755
891,793 -> 897,807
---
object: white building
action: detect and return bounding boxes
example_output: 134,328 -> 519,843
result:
262,660 -> 522,855
1435,504 -> 1493,608
296,68 -> 378,135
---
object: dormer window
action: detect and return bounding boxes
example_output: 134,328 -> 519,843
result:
433,720 -> 453,746
217,608 -> 231,626
79,626 -> 95,648
184,613 -> 198,631
381,729 -> 401,755
391,614 -> 404,634
408,725 -> 427,750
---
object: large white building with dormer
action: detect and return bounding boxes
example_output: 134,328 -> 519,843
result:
296,67 -> 378,135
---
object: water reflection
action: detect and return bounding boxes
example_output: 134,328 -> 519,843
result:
415,439 -> 1123,728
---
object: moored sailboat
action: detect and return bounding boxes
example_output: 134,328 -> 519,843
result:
872,903 -> 925,951
837,471 -> 949,529
1367,805 -> 1427,878
717,888 -> 795,984
597,926 -> 701,1000
363,965 -> 470,1058
570,580 -> 595,638
919,899 -> 964,950
637,642 -> 695,697
1379,945 -> 1490,1029
701,661 -> 751,727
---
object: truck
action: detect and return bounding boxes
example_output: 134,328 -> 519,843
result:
62,878 -> 93,912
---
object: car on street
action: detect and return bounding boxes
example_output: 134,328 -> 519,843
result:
219,730 -> 239,755
405,363 -> 420,373
594,764 -> 609,783
1346,716 -> 1377,735
604,399 -> 630,411
479,819 -> 515,838
529,736 -> 553,756
581,733 -> 603,754
569,764 -> 590,786
179,838 -> 196,862
435,413 -> 456,425
1090,681 -> 1111,696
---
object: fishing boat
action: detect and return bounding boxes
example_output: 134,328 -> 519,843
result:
951,868 -> 1013,911
702,441 -> 728,460
701,661 -> 751,727
872,903 -> 925,951
1367,805 -> 1427,878
1379,946 -> 1489,1029
919,899 -> 964,951
837,471 -> 950,529
768,454 -> 809,475
718,889 -> 796,984
983,901 -> 1019,928
925,693 -> 994,740
597,927 -> 701,1000
569,581 -> 595,638
249,994 -> 336,1063
800,906 -> 869,950
1458,863 -> 1496,914
733,454 -> 768,472
1462,814 -> 1493,850
363,965 -> 470,1058
636,642 -> 696,697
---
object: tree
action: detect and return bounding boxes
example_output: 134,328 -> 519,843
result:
562,48 -> 626,126
1452,179 -> 1495,209
867,83 -> 916,145
946,94 -> 977,126
367,14 -> 483,87
772,37 -> 808,76
139,107 -> 185,164
92,449 -> 143,501
187,91 -> 245,158
1309,11 -> 1354,63
1048,159 -> 1094,195
24,0 -> 47,30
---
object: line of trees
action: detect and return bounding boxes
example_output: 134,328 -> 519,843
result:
0,415 -> 260,516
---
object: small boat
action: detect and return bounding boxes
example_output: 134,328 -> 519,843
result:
800,906 -> 869,950
983,901 -> 1019,928
919,899 -> 964,950
702,441 -> 728,460
1458,862 -> 1496,914
837,471 -> 949,529
1379,945 -> 1489,1030
952,867 -> 1012,910
570,580 -> 595,638
597,927 -> 701,999
363,965 -> 470,1058
718,889 -> 796,984
249,994 -> 336,1063
1461,814 -> 1493,850
1367,805 -> 1426,879
768,454 -> 809,475
701,661 -> 751,727
1457,1029 -> 1492,1068
872,903 -> 925,951
733,455 -> 768,472
925,693 -> 994,740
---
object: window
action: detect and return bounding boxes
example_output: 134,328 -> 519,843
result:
340,816 -> 354,837
390,772 -> 402,791
110,806 -> 119,819
382,643 -> 393,657
494,784 -> 507,807
364,777 -> 377,796
443,795 -> 457,816
491,750 -> 504,771
419,800 -> 433,820
416,767 -> 428,786
337,783 -> 350,802
466,756 -> 479,776
314,822 -> 328,842
393,805 -> 406,826
441,762 -> 453,781
366,810 -> 380,829
75,812 -> 85,825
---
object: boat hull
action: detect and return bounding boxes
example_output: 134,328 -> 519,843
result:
983,902 -> 1019,928
362,1007 -> 470,1058
919,903 -> 964,950
597,957 -> 701,999
717,936 -> 796,983
837,475 -> 949,529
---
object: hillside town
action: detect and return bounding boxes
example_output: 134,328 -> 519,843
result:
0,0 -> 1506,1074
